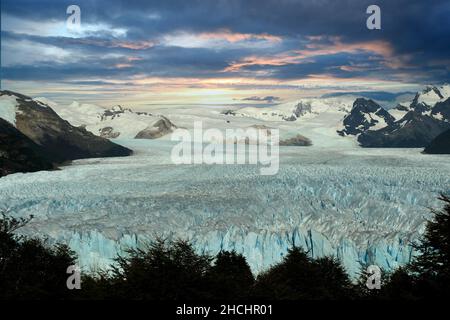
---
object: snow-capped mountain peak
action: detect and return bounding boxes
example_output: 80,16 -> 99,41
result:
353,85 -> 450,147
338,98 -> 394,136
412,84 -> 450,108
33,97 -> 58,109
111,105 -> 125,112
388,103 -> 411,120
387,84 -> 450,122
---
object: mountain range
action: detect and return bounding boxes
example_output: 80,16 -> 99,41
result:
36,98 -> 178,140
339,85 -> 450,149
1,85 -> 449,177
224,84 -> 449,152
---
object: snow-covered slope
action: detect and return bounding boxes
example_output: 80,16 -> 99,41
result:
146,100 -> 356,148
415,84 -> 450,107
0,94 -> 19,126
51,101 -> 105,127
388,84 -> 450,121
0,117 -> 54,177
228,96 -> 354,122
36,99 -> 177,139
388,104 -> 410,120
87,105 -> 177,139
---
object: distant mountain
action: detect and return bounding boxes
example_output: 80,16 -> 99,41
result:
386,85 -> 450,121
337,98 -> 395,136
339,85 -> 450,148
431,98 -> 450,122
0,90 -> 132,176
410,85 -> 450,110
358,110 -> 450,148
223,96 -> 354,122
279,134 -> 312,146
423,129 -> 450,154
0,118 -> 54,177
388,103 -> 411,121
283,101 -> 314,121
39,99 -> 177,139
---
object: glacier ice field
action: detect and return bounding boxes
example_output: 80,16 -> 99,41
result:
0,139 -> 449,277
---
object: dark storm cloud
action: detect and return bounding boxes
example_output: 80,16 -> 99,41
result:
1,0 -> 449,83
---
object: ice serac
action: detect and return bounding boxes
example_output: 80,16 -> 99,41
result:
2,141 -> 448,278
60,225 -> 415,278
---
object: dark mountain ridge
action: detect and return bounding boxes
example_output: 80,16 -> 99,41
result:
0,90 -> 132,177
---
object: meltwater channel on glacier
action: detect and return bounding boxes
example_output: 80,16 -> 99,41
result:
0,139 -> 449,277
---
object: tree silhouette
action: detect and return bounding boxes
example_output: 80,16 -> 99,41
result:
252,247 -> 354,300
369,194 -> 450,300
206,250 -> 254,299
0,212 -> 77,299
407,194 -> 450,298
104,239 -> 213,300
379,267 -> 417,300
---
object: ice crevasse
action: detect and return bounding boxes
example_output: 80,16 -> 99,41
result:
1,144 -> 446,279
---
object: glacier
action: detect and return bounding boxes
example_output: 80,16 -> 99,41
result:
0,138 -> 449,278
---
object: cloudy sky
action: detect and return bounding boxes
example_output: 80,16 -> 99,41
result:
1,0 -> 449,107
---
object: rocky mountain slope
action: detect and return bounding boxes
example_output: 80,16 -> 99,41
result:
359,110 -> 450,148
0,90 -> 132,176
0,118 -> 54,177
423,129 -> 450,154
337,98 -> 395,136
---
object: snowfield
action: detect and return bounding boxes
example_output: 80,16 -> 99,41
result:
416,85 -> 450,106
1,138 -> 449,277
